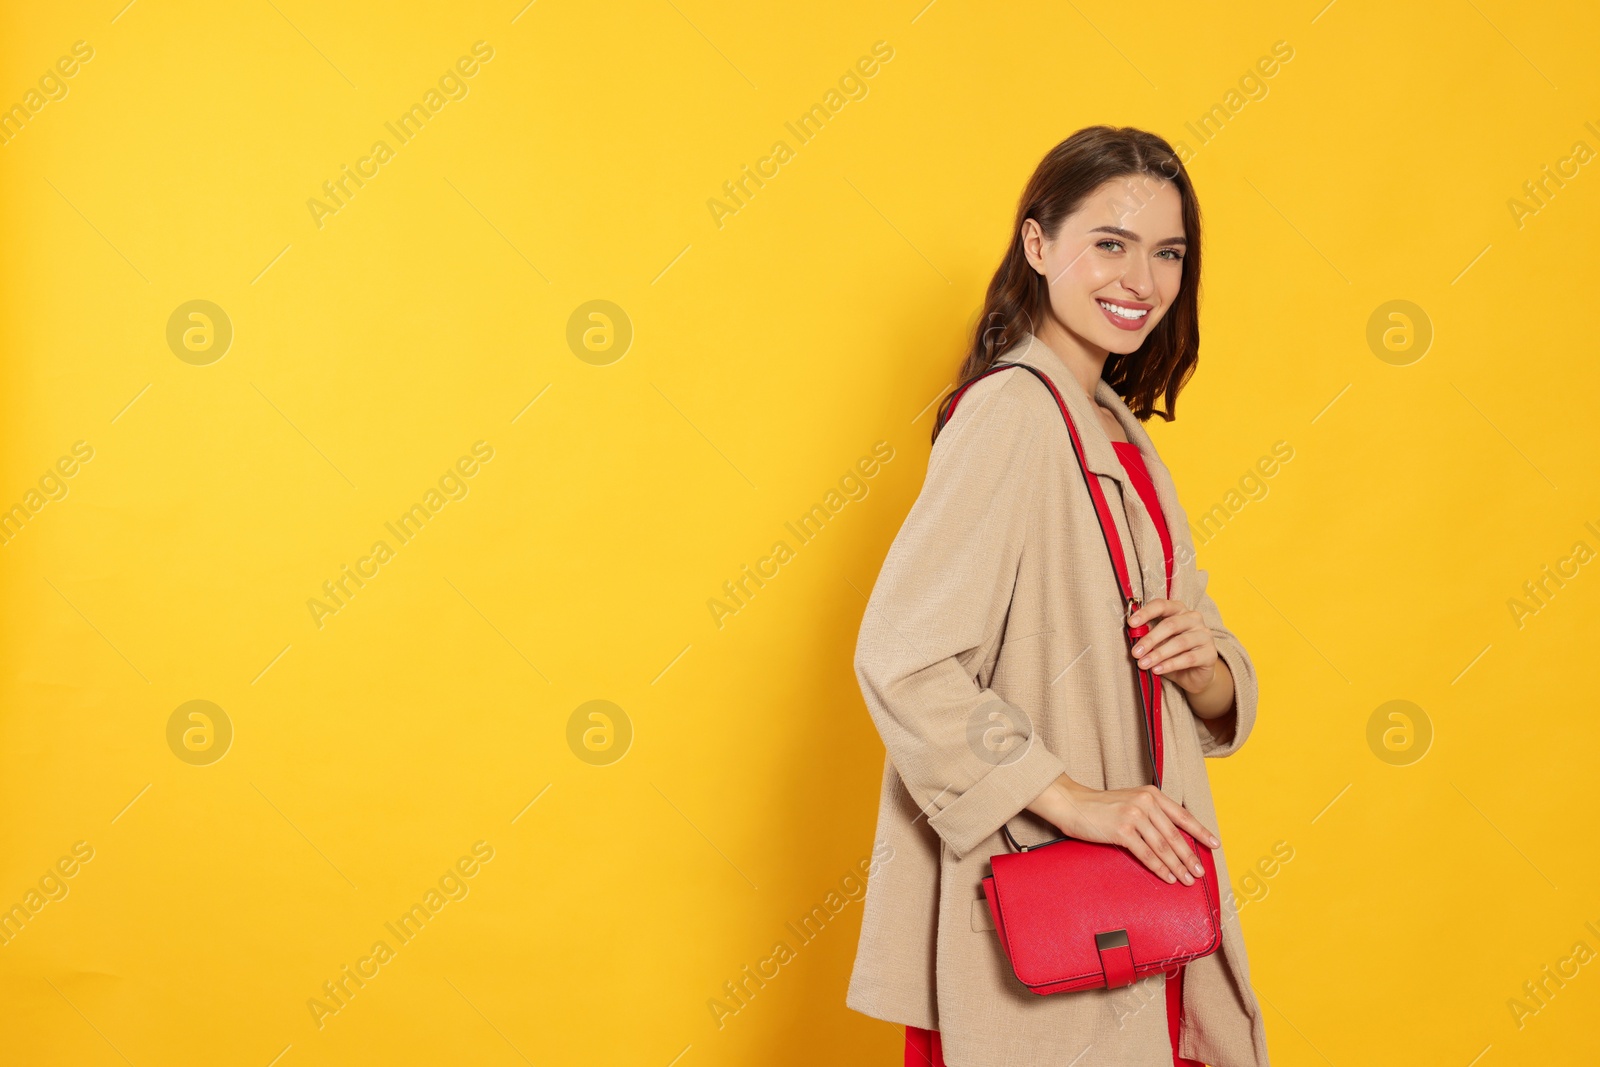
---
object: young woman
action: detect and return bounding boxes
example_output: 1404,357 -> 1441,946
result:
846,127 -> 1271,1066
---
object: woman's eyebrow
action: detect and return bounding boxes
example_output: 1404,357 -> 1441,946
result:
1088,224 -> 1187,246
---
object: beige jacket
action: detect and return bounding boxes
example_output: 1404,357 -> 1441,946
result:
846,332 -> 1270,1066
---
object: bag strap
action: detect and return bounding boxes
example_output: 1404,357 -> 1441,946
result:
940,361 -> 1173,854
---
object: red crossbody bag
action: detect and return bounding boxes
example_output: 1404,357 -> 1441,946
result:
944,360 -> 1222,994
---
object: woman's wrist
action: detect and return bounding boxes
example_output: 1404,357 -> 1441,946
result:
1023,773 -> 1083,833
1186,657 -> 1238,747
1185,654 -> 1235,718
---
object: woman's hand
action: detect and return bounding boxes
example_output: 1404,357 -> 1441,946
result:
1024,774 -> 1220,886
1129,598 -> 1218,696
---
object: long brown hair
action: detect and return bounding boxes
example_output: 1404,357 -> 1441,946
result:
932,126 -> 1202,444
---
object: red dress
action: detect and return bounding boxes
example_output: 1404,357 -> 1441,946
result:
903,440 -> 1202,1067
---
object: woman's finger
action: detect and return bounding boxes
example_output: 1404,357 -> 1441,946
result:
1119,823 -> 1182,884
1130,618 -> 1177,658
1130,808 -> 1194,884
1145,799 -> 1205,878
1154,644 -> 1221,677
1130,598 -> 1182,627
1156,792 -> 1222,849
1128,790 -> 1195,883
1130,608 -> 1201,657
1137,630 -> 1206,671
1141,789 -> 1205,878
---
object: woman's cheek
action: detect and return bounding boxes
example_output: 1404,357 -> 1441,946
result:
1051,260 -> 1112,327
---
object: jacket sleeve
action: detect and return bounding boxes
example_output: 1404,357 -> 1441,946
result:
1168,503 -> 1259,759
853,371 -> 1068,861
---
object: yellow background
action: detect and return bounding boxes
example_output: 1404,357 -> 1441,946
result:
3,0 -> 1598,1063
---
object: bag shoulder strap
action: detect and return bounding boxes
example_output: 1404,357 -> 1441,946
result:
940,360 -> 1173,852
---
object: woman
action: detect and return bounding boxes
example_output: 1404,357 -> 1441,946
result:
846,127 -> 1271,1066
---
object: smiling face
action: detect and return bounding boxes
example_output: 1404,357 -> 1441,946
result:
1021,175 -> 1186,361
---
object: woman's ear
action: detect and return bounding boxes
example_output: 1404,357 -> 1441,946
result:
1020,218 -> 1046,274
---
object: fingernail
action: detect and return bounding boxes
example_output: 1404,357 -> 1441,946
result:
1210,837 -> 1220,847
1193,863 -> 1204,875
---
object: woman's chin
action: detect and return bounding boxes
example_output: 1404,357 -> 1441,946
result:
1087,325 -> 1149,355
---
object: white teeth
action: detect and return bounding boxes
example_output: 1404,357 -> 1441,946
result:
1098,299 -> 1148,320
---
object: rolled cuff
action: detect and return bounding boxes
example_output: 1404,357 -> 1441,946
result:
924,733 -> 1068,860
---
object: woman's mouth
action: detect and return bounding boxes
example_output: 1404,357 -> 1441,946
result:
1096,298 -> 1152,331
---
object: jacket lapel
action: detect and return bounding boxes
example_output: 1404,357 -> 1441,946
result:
1000,332 -> 1169,604
1095,379 -> 1183,605
1000,333 -> 1134,495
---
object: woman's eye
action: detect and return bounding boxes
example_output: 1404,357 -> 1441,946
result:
1157,248 -> 1184,261
1097,239 -> 1122,252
